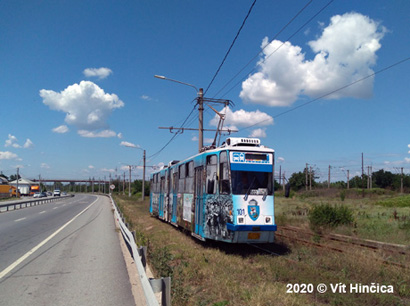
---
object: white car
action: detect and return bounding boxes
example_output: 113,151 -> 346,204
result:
53,189 -> 61,196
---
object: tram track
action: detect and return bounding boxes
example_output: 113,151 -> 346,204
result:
250,225 -> 409,269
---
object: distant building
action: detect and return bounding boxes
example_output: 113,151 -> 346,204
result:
9,178 -> 37,196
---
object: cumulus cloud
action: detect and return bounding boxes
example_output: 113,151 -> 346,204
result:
5,135 -> 33,149
240,12 -> 386,106
0,151 -> 18,160
23,139 -> 34,148
52,125 -> 69,134
209,107 -> 273,131
83,67 -> 113,79
120,141 -> 138,148
277,157 -> 285,163
78,129 -> 118,138
40,81 -> 124,137
5,134 -> 20,148
249,128 -> 267,138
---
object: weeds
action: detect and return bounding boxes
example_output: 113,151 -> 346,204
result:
309,203 -> 354,231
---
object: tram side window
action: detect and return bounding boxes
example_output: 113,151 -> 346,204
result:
185,161 -> 194,193
206,155 -> 217,194
219,151 -> 230,194
178,164 -> 186,193
172,169 -> 178,194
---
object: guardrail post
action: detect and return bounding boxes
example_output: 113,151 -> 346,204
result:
138,246 -> 147,271
149,277 -> 171,306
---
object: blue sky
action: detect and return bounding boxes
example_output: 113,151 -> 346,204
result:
1,0 -> 409,183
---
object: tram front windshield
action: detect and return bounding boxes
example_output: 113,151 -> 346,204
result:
231,170 -> 273,195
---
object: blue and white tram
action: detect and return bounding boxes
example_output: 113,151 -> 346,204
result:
149,137 -> 277,243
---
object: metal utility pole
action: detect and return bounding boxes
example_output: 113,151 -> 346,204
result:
142,150 -> 146,201
128,166 -> 132,197
154,75 -> 234,153
328,165 -> 331,189
309,166 -> 312,191
401,167 -> 404,194
198,88 -> 204,152
305,163 -> 308,191
16,168 -> 19,197
347,170 -> 350,189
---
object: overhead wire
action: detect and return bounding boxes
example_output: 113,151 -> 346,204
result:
211,0 -> 318,99
237,56 -> 410,132
204,0 -> 257,95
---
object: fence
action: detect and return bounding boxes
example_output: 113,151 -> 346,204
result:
109,195 -> 171,306
0,194 -> 74,213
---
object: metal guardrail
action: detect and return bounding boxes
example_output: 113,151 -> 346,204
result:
110,195 -> 171,306
0,195 -> 74,212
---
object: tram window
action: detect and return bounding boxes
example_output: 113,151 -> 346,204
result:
219,151 -> 230,194
231,171 -> 273,195
178,164 -> 186,193
206,155 -> 217,194
185,161 -> 194,193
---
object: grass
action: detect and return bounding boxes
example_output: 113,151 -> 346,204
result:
275,189 -> 410,245
113,192 -> 409,306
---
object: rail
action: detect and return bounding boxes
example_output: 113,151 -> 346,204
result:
0,195 -> 74,212
110,195 -> 170,306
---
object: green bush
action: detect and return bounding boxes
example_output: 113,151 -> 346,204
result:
309,204 -> 354,231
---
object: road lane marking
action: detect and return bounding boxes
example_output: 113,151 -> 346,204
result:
0,197 -> 99,279
15,218 -> 26,222
39,211 -> 46,214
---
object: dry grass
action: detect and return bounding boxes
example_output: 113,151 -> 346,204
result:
113,194 -> 409,306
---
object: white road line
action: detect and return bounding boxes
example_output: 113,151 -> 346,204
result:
0,197 -> 99,279
39,211 -> 46,214
14,218 -> 26,222
53,207 -> 58,210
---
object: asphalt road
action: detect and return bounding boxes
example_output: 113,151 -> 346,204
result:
0,194 -> 136,306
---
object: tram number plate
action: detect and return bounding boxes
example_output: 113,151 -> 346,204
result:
248,233 -> 260,240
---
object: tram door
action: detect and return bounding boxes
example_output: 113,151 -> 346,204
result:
194,166 -> 203,234
159,176 -> 165,219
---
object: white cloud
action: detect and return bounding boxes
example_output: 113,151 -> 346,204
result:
209,107 -> 273,130
88,165 -> 95,169
40,81 -> 124,137
83,67 -> 113,79
5,135 -> 33,149
101,168 -> 116,173
52,125 -> 69,134
408,144 -> 410,154
141,95 -> 152,101
405,158 -> 410,163
5,134 -> 20,148
78,129 -> 118,138
277,157 -> 285,163
249,128 -> 267,138
120,141 -> 138,148
117,133 -> 123,139
23,139 -> 34,149
240,12 -> 386,107
0,151 -> 18,160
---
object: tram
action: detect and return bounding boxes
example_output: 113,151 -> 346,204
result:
149,137 -> 276,243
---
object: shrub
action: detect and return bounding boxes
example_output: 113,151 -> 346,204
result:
309,204 -> 354,231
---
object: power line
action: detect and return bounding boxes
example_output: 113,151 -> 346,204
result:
211,0 -> 318,98
238,56 -> 410,131
205,0 -> 257,95
148,104 -> 197,159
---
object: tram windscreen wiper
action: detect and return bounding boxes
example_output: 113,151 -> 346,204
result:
243,176 -> 256,201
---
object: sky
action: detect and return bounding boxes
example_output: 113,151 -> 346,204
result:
0,0 -> 409,183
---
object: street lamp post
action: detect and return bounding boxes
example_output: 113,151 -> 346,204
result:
154,75 -> 204,152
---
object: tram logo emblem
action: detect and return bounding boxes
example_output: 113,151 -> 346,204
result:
248,205 -> 260,221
